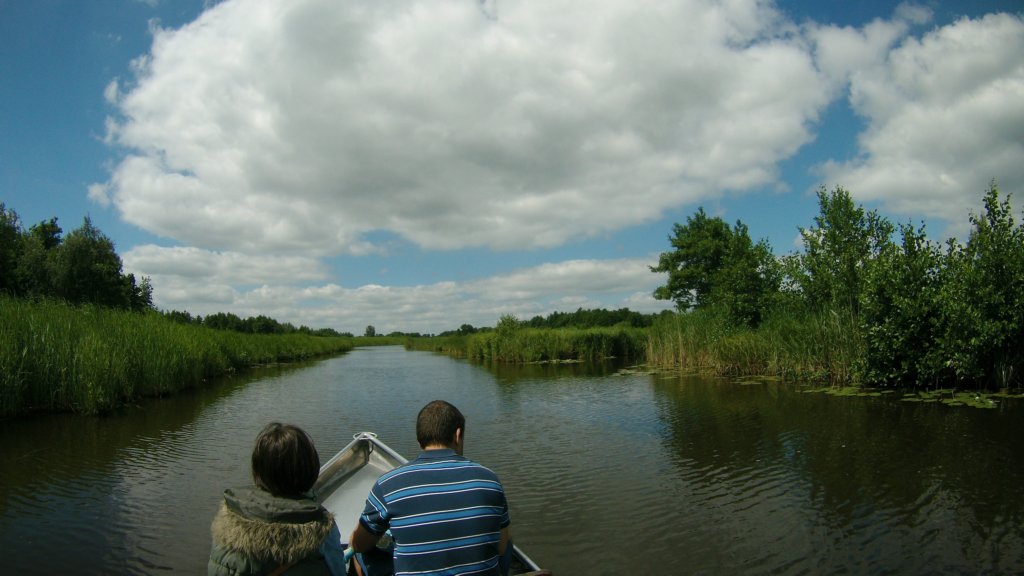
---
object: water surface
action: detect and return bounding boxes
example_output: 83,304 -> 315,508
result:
1,346 -> 1022,574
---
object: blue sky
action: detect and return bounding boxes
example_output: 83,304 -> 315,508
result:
2,0 -> 1022,334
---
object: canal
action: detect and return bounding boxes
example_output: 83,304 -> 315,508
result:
1,346 -> 1023,574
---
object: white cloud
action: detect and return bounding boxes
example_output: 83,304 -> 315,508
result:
100,0 -> 829,254
817,13 -> 1024,235
123,247 -> 672,333
93,0 -> 1023,333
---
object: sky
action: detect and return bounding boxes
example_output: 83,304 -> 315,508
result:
2,0 -> 1022,335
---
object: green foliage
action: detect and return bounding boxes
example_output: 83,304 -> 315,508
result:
651,208 -> 780,327
860,222 -> 945,385
646,306 -> 861,384
787,186 -> 894,314
51,217 -> 127,307
525,307 -> 660,329
13,218 -> 61,297
0,296 -> 354,416
0,204 -> 23,294
649,182 -> 1024,390
938,183 -> 1024,388
0,205 -> 153,311
460,314 -> 645,363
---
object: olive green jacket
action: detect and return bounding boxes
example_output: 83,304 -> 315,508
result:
208,487 -> 335,576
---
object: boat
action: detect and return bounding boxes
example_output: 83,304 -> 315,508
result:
314,432 -> 549,576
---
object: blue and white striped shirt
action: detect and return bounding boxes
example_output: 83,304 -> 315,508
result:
359,449 -> 511,576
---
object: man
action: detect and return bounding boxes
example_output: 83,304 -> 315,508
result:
350,400 -> 512,575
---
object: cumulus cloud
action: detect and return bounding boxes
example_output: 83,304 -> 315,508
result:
96,0 -> 1023,332
123,246 -> 671,333
817,13 -> 1024,235
101,0 -> 829,254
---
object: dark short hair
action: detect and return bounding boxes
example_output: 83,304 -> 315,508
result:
416,400 -> 465,448
251,422 -> 320,496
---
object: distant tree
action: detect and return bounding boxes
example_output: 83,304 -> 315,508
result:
124,273 -> 154,311
245,314 -> 281,334
364,325 -> 376,337
205,312 -> 244,331
165,310 -> 197,324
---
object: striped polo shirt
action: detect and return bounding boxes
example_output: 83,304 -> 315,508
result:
359,448 -> 511,576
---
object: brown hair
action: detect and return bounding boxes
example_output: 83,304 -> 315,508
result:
416,400 -> 465,448
251,422 -> 320,497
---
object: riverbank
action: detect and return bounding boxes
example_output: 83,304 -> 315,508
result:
0,296 -> 354,416
409,308 -> 1024,402
406,309 -> 857,382
406,324 -> 647,363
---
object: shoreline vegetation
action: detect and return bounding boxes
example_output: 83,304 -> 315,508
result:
408,183 -> 1024,407
3,181 -> 1023,416
0,296 -> 355,416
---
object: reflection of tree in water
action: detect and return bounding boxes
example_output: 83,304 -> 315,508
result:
651,375 -> 1024,570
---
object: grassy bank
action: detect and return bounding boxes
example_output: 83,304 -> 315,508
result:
0,297 -> 353,416
645,307 -> 862,384
406,326 -> 647,364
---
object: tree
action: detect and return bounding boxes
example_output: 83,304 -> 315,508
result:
205,312 -> 244,331
0,204 -> 21,294
51,217 -> 128,307
938,183 -> 1024,388
14,217 -> 63,298
651,208 -> 780,326
860,221 -> 945,385
788,187 -> 894,314
651,208 -> 731,310
125,274 -> 154,311
364,325 -> 376,337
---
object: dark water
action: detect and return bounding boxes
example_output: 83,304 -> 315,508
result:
2,346 -> 1023,574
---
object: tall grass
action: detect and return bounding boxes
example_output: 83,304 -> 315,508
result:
0,297 -> 353,416
404,335 -> 470,357
645,307 -> 863,384
463,326 -> 646,363
404,327 -> 645,363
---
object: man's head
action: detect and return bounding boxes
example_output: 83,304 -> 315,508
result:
251,422 -> 320,496
416,400 -> 465,451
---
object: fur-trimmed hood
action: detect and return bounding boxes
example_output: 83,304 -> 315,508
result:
210,487 -> 333,567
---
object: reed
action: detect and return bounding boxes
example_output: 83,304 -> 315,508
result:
463,326 -> 646,363
0,296 -> 353,416
645,307 -> 863,384
404,335 -> 469,357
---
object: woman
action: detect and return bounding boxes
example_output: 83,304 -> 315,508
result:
208,423 -> 346,575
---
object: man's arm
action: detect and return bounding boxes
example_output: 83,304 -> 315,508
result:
498,526 -> 511,555
350,522 -> 382,554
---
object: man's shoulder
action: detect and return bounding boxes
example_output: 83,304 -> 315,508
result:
376,454 -> 502,486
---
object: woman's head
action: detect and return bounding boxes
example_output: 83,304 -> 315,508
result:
251,422 -> 320,496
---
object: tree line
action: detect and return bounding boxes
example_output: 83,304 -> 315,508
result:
651,182 -> 1023,390
163,309 -> 350,337
435,307 -> 667,337
0,203 -> 344,337
0,205 -> 152,311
